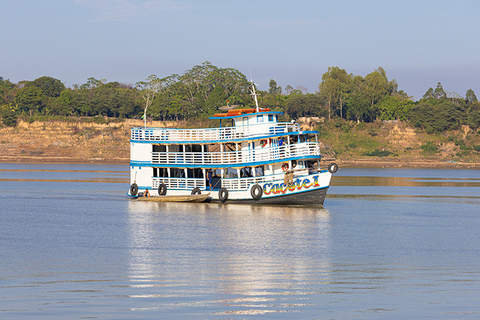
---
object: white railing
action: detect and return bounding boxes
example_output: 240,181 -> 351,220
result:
152,170 -> 312,191
151,142 -> 320,166
152,177 -> 205,190
131,122 -> 300,142
221,169 -> 310,190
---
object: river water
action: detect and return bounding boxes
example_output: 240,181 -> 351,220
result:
1,163 -> 479,319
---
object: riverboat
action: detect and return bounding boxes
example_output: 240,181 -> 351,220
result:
128,86 -> 338,205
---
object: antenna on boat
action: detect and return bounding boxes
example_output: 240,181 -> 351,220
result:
249,70 -> 260,113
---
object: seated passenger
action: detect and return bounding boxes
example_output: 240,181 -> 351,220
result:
144,189 -> 150,197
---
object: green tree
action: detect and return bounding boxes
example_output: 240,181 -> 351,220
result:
136,75 -> 162,121
468,102 -> 480,129
409,100 -> 466,133
32,76 -> 65,98
363,67 -> 395,108
433,82 -> 446,99
377,96 -> 414,121
318,67 -> 352,119
284,94 -> 326,119
57,90 -> 74,115
466,89 -> 477,105
0,77 -> 17,105
15,86 -> 44,116
268,79 -> 282,94
1,104 -> 18,127
423,87 -> 434,99
346,94 -> 371,122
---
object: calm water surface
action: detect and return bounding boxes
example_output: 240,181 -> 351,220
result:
1,163 -> 479,319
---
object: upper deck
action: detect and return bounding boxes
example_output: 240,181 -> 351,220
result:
131,109 -> 302,143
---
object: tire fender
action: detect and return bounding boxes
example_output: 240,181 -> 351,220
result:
129,183 -> 138,196
327,162 -> 339,174
158,183 -> 167,196
250,184 -> 263,200
218,187 -> 228,203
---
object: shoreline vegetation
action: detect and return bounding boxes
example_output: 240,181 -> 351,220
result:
2,62 -> 480,169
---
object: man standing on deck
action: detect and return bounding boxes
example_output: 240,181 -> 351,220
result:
207,169 -> 213,190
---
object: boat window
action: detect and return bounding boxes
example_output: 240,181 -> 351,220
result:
154,168 -> 169,177
268,114 -> 273,122
243,117 -> 248,126
240,167 -> 253,177
170,168 -> 185,178
187,168 -> 204,178
153,145 -> 166,152
255,166 -> 265,176
276,115 -> 278,122
169,145 -> 182,152
257,115 -> 264,123
226,168 -> 238,178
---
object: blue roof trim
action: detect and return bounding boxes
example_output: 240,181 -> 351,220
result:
209,111 -> 283,120
130,155 -> 321,169
130,130 -> 320,144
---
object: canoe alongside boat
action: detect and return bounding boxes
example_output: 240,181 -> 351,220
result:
137,193 -> 211,203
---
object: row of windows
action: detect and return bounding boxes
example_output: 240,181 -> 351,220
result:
256,114 -> 277,123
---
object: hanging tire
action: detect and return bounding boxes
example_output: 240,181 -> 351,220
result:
129,183 -> 138,196
327,162 -> 339,174
191,187 -> 201,195
250,184 -> 263,201
158,183 -> 167,196
218,187 -> 228,203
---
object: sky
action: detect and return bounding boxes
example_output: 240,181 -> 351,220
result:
1,0 -> 480,100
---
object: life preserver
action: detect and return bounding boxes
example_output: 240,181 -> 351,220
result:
218,187 -> 228,203
327,162 -> 339,174
191,187 -> 201,195
158,183 -> 167,195
129,183 -> 138,196
250,184 -> 263,200
282,163 -> 289,171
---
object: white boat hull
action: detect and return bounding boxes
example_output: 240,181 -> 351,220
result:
129,171 -> 331,206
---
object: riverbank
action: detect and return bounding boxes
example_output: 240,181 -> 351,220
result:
1,119 -> 479,169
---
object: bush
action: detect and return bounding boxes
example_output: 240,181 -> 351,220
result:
363,149 -> 394,157
420,142 -> 439,155
1,108 -> 17,127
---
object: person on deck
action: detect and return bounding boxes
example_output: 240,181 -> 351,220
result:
144,189 -> 150,197
207,169 -> 213,190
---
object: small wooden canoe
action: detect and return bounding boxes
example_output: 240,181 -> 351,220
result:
137,193 -> 210,203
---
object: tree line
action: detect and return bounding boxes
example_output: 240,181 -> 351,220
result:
1,62 -> 480,132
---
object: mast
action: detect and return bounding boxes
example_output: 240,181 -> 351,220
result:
249,71 -> 260,113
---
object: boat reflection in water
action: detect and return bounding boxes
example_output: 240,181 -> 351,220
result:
126,201 -> 331,315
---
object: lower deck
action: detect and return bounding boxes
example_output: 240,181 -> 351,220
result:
130,170 -> 332,205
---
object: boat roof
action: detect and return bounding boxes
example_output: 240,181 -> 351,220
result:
209,108 -> 283,120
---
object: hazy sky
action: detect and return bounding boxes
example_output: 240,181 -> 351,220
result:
1,0 -> 479,99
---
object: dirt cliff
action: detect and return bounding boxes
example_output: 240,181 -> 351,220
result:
0,119 -> 180,164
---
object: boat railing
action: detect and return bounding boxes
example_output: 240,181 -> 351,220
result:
151,142 -> 320,166
151,169 -> 313,191
131,122 -> 300,142
221,169 -> 310,190
152,177 -> 205,190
